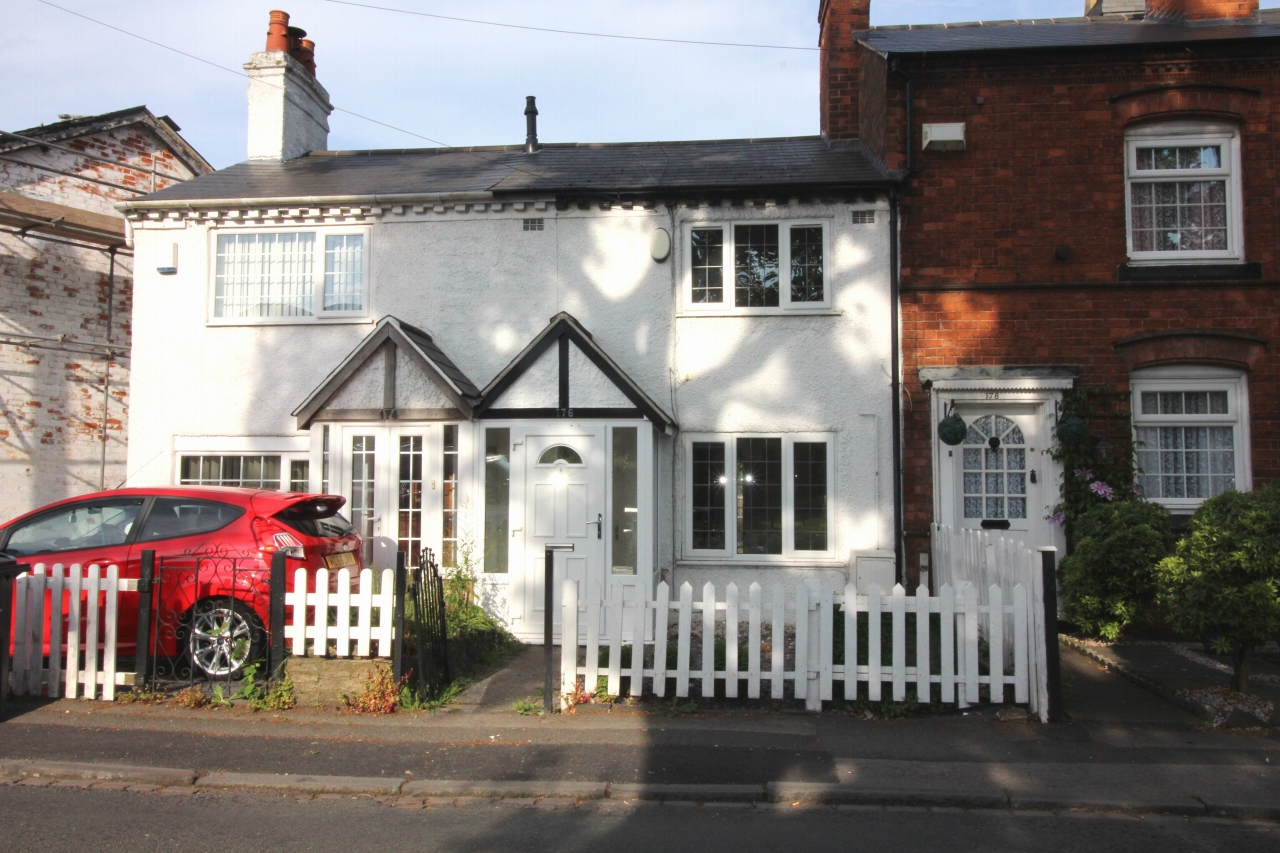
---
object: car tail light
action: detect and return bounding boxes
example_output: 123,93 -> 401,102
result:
252,516 -> 305,558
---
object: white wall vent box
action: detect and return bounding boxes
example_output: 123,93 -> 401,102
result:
854,549 -> 897,592
922,123 -> 966,152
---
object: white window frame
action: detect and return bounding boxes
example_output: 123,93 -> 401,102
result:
682,432 -> 836,563
207,225 -> 371,325
1130,365 -> 1251,512
1124,122 -> 1243,266
681,220 -> 832,314
173,436 -> 311,491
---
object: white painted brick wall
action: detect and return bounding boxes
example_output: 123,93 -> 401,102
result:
0,123 -> 199,523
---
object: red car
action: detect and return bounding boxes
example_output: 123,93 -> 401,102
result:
2,487 -> 362,678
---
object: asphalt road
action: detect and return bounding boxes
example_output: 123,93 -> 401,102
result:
1,784 -> 1275,853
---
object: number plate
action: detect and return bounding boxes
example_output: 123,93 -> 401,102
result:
324,552 -> 357,569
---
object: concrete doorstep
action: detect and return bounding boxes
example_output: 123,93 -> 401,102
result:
2,757 -> 1278,820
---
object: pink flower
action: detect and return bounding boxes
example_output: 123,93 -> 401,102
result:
1074,468 -> 1094,480
1048,511 -> 1066,525
1090,480 -> 1115,501
1131,483 -> 1145,497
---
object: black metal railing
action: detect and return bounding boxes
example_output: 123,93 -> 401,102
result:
403,548 -> 450,701
133,547 -> 274,695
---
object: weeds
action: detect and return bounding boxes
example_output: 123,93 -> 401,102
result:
229,663 -> 297,712
116,686 -> 166,705
172,685 -> 210,710
560,679 -> 597,711
342,665 -> 409,714
399,677 -> 471,712
512,695 -> 542,716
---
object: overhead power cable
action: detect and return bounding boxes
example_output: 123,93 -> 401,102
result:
320,0 -> 822,52
35,0 -> 551,180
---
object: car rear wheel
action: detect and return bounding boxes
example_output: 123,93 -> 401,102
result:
186,597 -> 265,679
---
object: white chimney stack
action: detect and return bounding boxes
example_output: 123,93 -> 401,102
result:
244,10 -> 333,162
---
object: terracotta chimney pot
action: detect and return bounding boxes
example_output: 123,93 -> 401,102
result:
298,38 -> 316,76
266,10 -> 290,52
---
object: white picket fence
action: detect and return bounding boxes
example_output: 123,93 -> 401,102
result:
283,567 -> 397,657
10,563 -> 135,700
931,524 -> 1056,670
562,577 -> 1051,720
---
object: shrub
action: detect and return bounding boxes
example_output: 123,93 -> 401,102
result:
1155,484 -> 1280,693
1059,499 -> 1172,640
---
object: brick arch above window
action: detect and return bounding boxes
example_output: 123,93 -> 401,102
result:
1113,328 -> 1268,372
1111,83 -> 1260,126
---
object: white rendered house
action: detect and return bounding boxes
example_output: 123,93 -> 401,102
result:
120,24 -> 899,641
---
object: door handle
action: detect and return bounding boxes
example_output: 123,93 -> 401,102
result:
586,514 -> 602,539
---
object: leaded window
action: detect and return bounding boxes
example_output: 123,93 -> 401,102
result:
736,437 -> 782,554
213,230 -> 367,321
686,222 -> 828,311
790,226 -> 824,303
1125,124 -> 1240,263
691,441 -> 727,551
180,454 -> 282,489
398,435 -> 424,566
442,425 -> 459,567
691,229 -> 724,304
1132,374 -> 1246,508
734,224 -> 780,308
961,416 -> 1027,521
687,435 -> 833,558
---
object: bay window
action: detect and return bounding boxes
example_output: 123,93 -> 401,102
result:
686,433 -> 833,559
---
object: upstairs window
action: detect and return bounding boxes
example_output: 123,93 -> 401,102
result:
1125,123 -> 1242,265
213,229 -> 367,321
685,222 -> 830,312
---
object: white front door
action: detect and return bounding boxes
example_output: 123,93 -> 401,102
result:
512,426 -> 605,642
935,399 -> 1058,554
338,424 -> 459,569
955,411 -> 1037,536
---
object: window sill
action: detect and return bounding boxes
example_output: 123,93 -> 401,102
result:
678,557 -> 848,569
1118,262 -> 1260,282
206,317 -> 375,327
677,308 -> 842,318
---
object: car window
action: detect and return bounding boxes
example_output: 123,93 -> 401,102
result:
139,498 -> 246,542
5,499 -> 145,557
274,506 -> 355,539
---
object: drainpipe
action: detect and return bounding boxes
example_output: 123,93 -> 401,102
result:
888,57 -> 912,585
888,191 -> 904,584
99,247 -> 117,490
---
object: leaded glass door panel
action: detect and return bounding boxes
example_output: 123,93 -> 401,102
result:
956,413 -> 1035,533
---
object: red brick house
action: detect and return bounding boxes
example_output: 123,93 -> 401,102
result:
819,0 -> 1280,584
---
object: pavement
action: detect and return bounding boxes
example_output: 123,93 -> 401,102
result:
1,643 -> 1278,820
1063,636 -> 1280,726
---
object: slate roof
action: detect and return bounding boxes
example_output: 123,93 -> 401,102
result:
861,17 -> 1280,55
127,136 -> 890,206
397,319 -> 481,400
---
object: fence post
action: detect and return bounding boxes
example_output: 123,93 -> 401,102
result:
0,557 -> 22,719
392,551 -> 407,683
134,550 -> 155,689
1039,547 -> 1062,723
268,551 -> 287,681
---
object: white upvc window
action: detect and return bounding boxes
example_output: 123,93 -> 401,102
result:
211,227 -> 369,322
1125,122 -> 1243,265
178,453 -> 311,491
684,433 -> 835,561
682,221 -> 831,313
1131,366 -> 1251,511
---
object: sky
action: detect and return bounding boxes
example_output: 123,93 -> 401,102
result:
4,1 -> 1278,169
